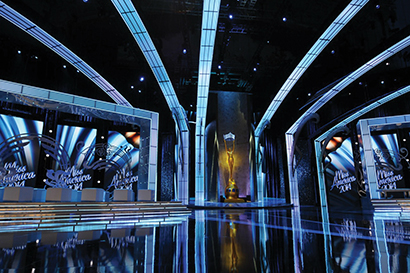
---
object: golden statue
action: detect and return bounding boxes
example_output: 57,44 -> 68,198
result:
225,135 -> 235,180
223,132 -> 243,202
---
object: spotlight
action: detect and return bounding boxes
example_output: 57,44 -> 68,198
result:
17,50 -> 21,54
253,67 -> 257,71
218,65 -> 222,69
63,65 -> 67,69
182,48 -> 187,54
229,14 -> 233,19
331,50 -> 335,54
139,76 -> 145,82
282,17 -> 287,22
131,85 -> 134,89
376,4 -> 380,9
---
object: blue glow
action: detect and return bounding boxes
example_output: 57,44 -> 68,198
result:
282,17 -> 287,22
183,48 -> 187,54
229,14 -> 233,19
139,76 -> 144,82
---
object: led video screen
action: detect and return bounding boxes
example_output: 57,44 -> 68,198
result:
0,113 -> 44,187
324,137 -> 361,210
371,133 -> 405,189
105,131 -> 139,190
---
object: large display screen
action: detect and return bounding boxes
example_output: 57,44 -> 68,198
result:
105,131 -> 139,190
0,114 -> 43,187
371,133 -> 405,189
324,137 -> 361,210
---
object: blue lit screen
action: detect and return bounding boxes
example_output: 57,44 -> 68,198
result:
55,124 -> 97,169
105,131 -> 139,189
371,133 -> 405,189
0,113 -> 44,187
52,124 -> 97,189
324,137 -> 361,210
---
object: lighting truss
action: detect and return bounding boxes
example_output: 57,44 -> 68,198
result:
254,0 -> 369,138
111,0 -> 189,132
0,1 -> 131,107
287,34 -> 410,136
194,0 -> 221,205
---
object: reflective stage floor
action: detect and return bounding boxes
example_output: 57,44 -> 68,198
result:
0,203 -> 408,272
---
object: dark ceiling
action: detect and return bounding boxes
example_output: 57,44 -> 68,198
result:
1,0 -> 410,135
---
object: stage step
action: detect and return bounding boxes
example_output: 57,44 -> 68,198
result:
0,201 -> 191,233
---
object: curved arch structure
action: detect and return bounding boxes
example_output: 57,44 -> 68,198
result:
286,34 -> 410,208
254,0 -> 368,202
111,0 -> 189,132
111,0 -> 190,204
254,0 -> 369,139
0,1 -> 131,107
315,84 -> 410,221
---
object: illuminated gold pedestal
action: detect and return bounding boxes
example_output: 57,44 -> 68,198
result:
224,198 -> 245,203
224,179 -> 245,203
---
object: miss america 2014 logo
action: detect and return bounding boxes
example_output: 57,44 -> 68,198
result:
331,169 -> 356,193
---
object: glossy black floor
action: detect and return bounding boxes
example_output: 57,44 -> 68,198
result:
0,206 -> 408,272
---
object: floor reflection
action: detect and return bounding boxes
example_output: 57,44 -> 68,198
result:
2,208 -> 410,272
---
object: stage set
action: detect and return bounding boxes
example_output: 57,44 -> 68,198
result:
0,78 -> 291,209
2,78 -> 410,212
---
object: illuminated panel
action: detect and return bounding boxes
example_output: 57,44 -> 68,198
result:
254,0 -> 368,138
111,0 -> 188,132
0,1 -> 131,107
195,0 -> 221,205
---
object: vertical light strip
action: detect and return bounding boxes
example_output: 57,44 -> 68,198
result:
195,0 -> 221,206
111,0 -> 189,132
254,0 -> 369,138
287,34 -> 410,208
0,1 -> 131,107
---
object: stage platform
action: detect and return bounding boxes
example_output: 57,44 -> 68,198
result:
188,197 -> 291,209
0,201 -> 191,234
